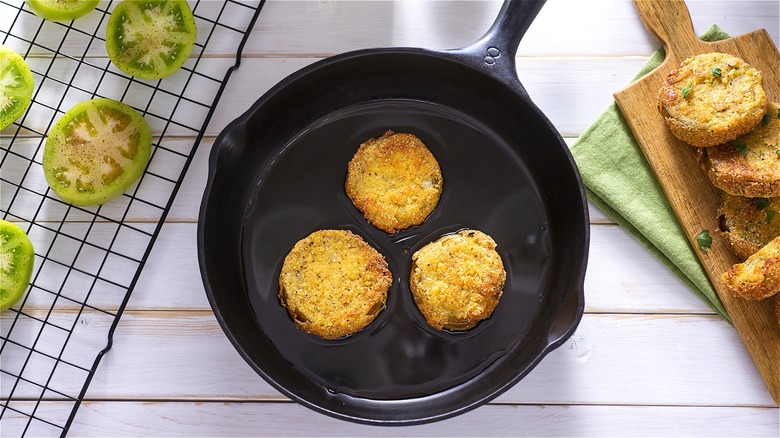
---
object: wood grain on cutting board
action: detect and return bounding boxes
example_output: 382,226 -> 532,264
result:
614,0 -> 780,404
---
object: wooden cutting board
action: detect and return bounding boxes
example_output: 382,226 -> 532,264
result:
613,0 -> 779,405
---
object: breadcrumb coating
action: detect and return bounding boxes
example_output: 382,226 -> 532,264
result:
658,52 -> 767,147
346,131 -> 443,234
722,235 -> 780,301
698,102 -> 780,197
718,193 -> 780,261
279,229 -> 391,339
410,229 -> 505,331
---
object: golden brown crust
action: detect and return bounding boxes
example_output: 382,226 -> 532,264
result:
722,236 -> 780,300
698,103 -> 780,197
409,229 -> 506,331
717,192 -> 780,261
278,229 -> 391,339
345,131 -> 443,234
658,52 -> 767,147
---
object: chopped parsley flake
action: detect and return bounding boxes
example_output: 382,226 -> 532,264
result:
756,198 -> 770,210
696,230 -> 712,252
711,67 -> 722,77
734,140 -> 747,156
681,83 -> 694,99
767,210 -> 777,223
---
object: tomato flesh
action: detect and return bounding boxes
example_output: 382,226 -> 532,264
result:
0,220 -> 35,311
26,0 -> 99,22
106,0 -> 197,80
0,45 -> 35,130
43,98 -> 152,206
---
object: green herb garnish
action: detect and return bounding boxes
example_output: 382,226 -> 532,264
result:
696,230 -> 712,252
777,108 -> 780,118
762,113 -> 771,126
756,198 -> 770,210
734,140 -> 747,156
767,210 -> 777,223
681,83 -> 694,99
711,67 -> 722,77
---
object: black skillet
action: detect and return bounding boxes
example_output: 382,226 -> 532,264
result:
198,0 -> 588,425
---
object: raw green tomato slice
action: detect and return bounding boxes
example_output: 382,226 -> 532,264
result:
43,98 -> 152,206
106,0 -> 198,80
0,220 -> 35,311
0,45 -> 35,130
25,0 -> 99,22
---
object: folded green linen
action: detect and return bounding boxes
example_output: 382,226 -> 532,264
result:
570,25 -> 731,322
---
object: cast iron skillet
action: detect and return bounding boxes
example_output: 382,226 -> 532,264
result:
199,0 -> 588,425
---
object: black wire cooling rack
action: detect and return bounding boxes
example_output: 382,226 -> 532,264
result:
0,1 -> 265,435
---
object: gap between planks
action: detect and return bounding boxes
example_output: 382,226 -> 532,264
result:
61,398 -> 778,410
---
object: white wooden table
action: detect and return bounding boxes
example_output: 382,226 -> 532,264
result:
3,1 -> 779,436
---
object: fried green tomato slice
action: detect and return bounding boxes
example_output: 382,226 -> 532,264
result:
26,0 -> 99,22
279,229 -> 392,339
722,235 -> 780,301
410,229 -> 506,331
0,220 -> 35,311
697,102 -> 780,198
718,193 -> 780,261
106,0 -> 197,80
658,52 -> 767,147
345,131 -> 443,234
43,98 -> 152,206
0,45 -> 35,130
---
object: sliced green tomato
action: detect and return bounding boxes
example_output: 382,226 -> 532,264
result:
106,0 -> 197,80
43,98 -> 152,206
0,220 -> 35,311
0,45 -> 35,130
26,0 -> 99,22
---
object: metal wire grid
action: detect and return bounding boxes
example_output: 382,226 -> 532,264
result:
0,1 -> 264,435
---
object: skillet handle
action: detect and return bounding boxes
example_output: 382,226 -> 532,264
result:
454,0 -> 546,89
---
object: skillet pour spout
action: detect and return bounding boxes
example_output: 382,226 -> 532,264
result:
199,0 -> 588,425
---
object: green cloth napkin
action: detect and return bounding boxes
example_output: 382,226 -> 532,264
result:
570,25 -> 731,323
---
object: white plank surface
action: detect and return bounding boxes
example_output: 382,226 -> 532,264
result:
2,0 -> 779,436
55,312 -> 775,406
4,402 -> 779,437
4,1 -> 777,58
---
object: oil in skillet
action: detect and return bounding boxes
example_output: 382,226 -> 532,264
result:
241,99 -> 550,398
